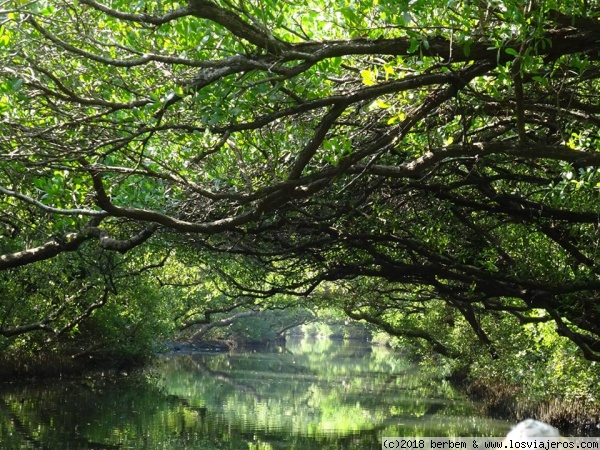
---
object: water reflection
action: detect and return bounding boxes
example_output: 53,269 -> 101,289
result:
0,338 -> 511,449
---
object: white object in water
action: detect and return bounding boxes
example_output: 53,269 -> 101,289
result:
506,419 -> 561,438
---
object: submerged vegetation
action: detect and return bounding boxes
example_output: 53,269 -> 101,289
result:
1,0 -> 600,428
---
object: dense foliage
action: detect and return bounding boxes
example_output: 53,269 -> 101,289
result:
1,0 -> 600,414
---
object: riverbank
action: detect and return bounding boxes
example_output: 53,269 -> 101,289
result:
0,350 -> 147,383
456,374 -> 600,436
0,338 -> 269,382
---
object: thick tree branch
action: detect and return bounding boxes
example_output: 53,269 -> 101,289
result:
187,0 -> 287,53
79,0 -> 191,25
189,309 -> 259,341
0,219 -> 159,269
179,300 -> 253,330
344,308 -> 459,358
0,186 -> 107,217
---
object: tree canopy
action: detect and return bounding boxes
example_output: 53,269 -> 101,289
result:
1,0 -> 600,367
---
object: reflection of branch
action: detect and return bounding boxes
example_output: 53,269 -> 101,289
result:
185,355 -> 260,397
0,397 -> 122,449
0,398 -> 52,450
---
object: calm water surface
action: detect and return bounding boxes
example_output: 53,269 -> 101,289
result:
0,338 -> 511,449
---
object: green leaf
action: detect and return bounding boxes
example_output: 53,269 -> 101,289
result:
463,40 -> 472,57
408,37 -> 420,54
360,69 -> 377,86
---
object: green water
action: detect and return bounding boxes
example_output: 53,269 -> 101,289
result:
0,338 -> 511,449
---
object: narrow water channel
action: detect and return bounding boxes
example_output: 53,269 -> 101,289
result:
0,338 -> 512,449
